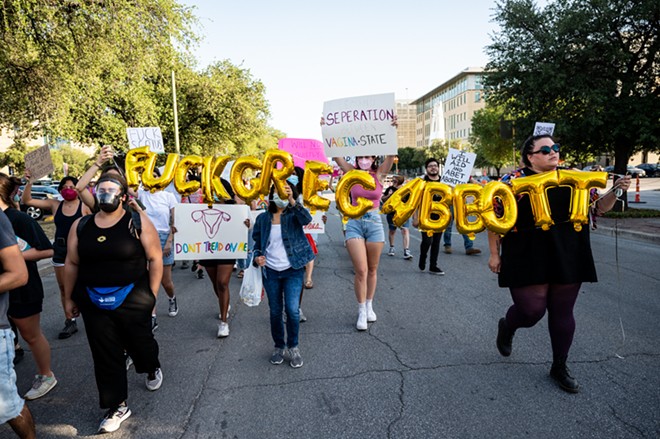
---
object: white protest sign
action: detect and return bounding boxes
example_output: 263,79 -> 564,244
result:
126,127 -> 165,153
174,204 -> 249,260
533,122 -> 555,136
24,145 -> 54,181
303,211 -> 325,234
440,148 -> 476,187
322,93 -> 397,158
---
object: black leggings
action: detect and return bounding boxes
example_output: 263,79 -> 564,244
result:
505,283 -> 581,358
419,232 -> 442,268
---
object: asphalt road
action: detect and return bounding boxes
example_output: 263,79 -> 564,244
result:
3,205 -> 659,439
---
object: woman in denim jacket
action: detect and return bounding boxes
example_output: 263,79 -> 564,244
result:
252,180 -> 314,368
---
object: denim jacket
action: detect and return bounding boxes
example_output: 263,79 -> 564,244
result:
252,202 -> 315,270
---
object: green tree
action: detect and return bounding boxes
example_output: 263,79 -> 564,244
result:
423,139 -> 450,164
396,147 -> 426,173
469,105 -> 515,176
486,0 -> 660,176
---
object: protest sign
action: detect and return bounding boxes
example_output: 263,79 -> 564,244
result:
533,122 -> 555,136
126,127 -> 165,153
303,211 -> 325,234
24,145 -> 54,181
322,93 -> 397,158
278,138 -> 328,169
174,204 -> 249,260
440,148 -> 476,187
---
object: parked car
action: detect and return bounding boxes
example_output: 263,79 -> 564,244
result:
18,185 -> 61,220
582,165 -> 603,172
603,165 -> 646,178
635,163 -> 660,177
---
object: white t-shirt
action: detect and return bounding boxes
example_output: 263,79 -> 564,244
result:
138,189 -> 178,233
264,224 -> 291,271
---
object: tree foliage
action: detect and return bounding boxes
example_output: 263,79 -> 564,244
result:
485,0 -> 660,174
469,105 -> 515,175
397,147 -> 427,172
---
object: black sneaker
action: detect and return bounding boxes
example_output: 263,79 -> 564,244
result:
13,346 -> 24,366
180,261 -> 189,270
58,319 -> 78,339
191,261 -> 199,272
196,269 -> 204,279
151,316 -> 159,333
270,348 -> 285,365
429,266 -> 445,275
418,259 -> 426,271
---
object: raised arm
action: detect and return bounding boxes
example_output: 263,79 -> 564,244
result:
76,145 -> 114,209
21,170 -> 60,212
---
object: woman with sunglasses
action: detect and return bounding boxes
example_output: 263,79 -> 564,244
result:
487,134 -> 631,393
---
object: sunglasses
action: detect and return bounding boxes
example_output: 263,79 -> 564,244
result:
529,144 -> 560,155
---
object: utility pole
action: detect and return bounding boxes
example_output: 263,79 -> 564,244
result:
172,70 -> 180,155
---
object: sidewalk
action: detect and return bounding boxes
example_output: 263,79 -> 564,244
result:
592,216 -> 660,244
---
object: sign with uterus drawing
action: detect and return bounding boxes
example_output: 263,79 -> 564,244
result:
174,204 -> 250,260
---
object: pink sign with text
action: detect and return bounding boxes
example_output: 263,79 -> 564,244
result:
278,138 -> 328,169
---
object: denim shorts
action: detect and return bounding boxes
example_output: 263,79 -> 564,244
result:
158,231 -> 174,266
345,211 -> 385,243
0,328 -> 24,424
386,212 -> 411,231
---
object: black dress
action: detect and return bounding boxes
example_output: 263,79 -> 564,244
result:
498,168 -> 597,288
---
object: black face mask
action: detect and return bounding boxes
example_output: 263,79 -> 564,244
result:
96,192 -> 122,213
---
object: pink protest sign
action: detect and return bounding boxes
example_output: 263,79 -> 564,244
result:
278,138 -> 328,169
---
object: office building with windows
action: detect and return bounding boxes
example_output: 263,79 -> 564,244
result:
395,99 -> 416,148
411,67 -> 486,147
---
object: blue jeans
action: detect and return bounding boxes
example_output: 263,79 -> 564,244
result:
0,328 -> 23,424
443,206 -> 473,250
263,266 -> 305,349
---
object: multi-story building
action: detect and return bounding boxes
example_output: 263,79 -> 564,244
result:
411,67 -> 486,147
395,99 -> 416,148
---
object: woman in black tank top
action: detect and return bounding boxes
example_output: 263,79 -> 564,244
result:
62,174 -> 164,434
21,173 -> 92,339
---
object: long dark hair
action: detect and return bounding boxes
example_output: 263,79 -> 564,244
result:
57,176 -> 79,191
267,181 -> 299,214
0,173 -> 22,207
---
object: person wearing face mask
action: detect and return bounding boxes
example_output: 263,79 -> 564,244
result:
63,174 -> 164,434
21,172 -> 91,339
252,181 -> 314,368
333,154 -> 395,331
488,134 -> 631,394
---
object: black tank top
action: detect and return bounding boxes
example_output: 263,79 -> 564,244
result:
54,200 -> 83,240
77,211 -> 147,287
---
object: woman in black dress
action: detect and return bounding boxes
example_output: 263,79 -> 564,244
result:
487,134 -> 631,393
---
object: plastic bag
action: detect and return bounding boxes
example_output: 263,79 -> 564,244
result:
239,265 -> 263,307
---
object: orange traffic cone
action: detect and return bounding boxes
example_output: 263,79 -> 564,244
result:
629,175 -> 646,204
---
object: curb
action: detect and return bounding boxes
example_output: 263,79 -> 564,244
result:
592,226 -> 660,245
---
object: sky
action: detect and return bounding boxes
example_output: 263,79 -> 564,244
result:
179,0 -> 509,140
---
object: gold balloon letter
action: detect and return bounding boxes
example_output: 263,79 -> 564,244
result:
510,171 -> 559,231
142,153 -> 178,192
174,155 -> 204,197
202,156 -> 231,204
335,170 -> 376,219
558,170 -> 607,231
230,156 -> 263,203
381,178 -> 425,227
418,182 -> 453,235
303,161 -> 333,213
480,181 -> 517,235
260,150 -> 295,199
125,146 -> 151,190
452,183 -> 485,238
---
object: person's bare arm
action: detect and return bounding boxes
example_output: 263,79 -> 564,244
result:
63,218 -> 81,319
0,244 -> 28,292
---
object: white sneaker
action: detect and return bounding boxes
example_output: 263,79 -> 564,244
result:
98,405 -> 131,433
387,246 -> 395,256
145,368 -> 163,391
125,355 -> 133,371
356,311 -> 368,331
217,322 -> 229,338
367,306 -> 377,323
24,374 -> 58,400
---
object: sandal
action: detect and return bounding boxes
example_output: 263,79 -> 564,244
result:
237,270 -> 244,279
304,280 -> 314,289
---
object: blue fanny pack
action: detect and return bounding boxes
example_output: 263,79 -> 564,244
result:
86,283 -> 135,310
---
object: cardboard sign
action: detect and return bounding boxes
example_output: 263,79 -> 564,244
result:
440,148 -> 476,187
278,138 -> 328,169
533,122 -> 555,136
126,127 -> 165,153
322,93 -> 397,158
174,204 -> 249,260
24,145 -> 54,181
303,211 -> 325,234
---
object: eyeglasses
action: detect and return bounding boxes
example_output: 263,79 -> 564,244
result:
529,144 -> 560,155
